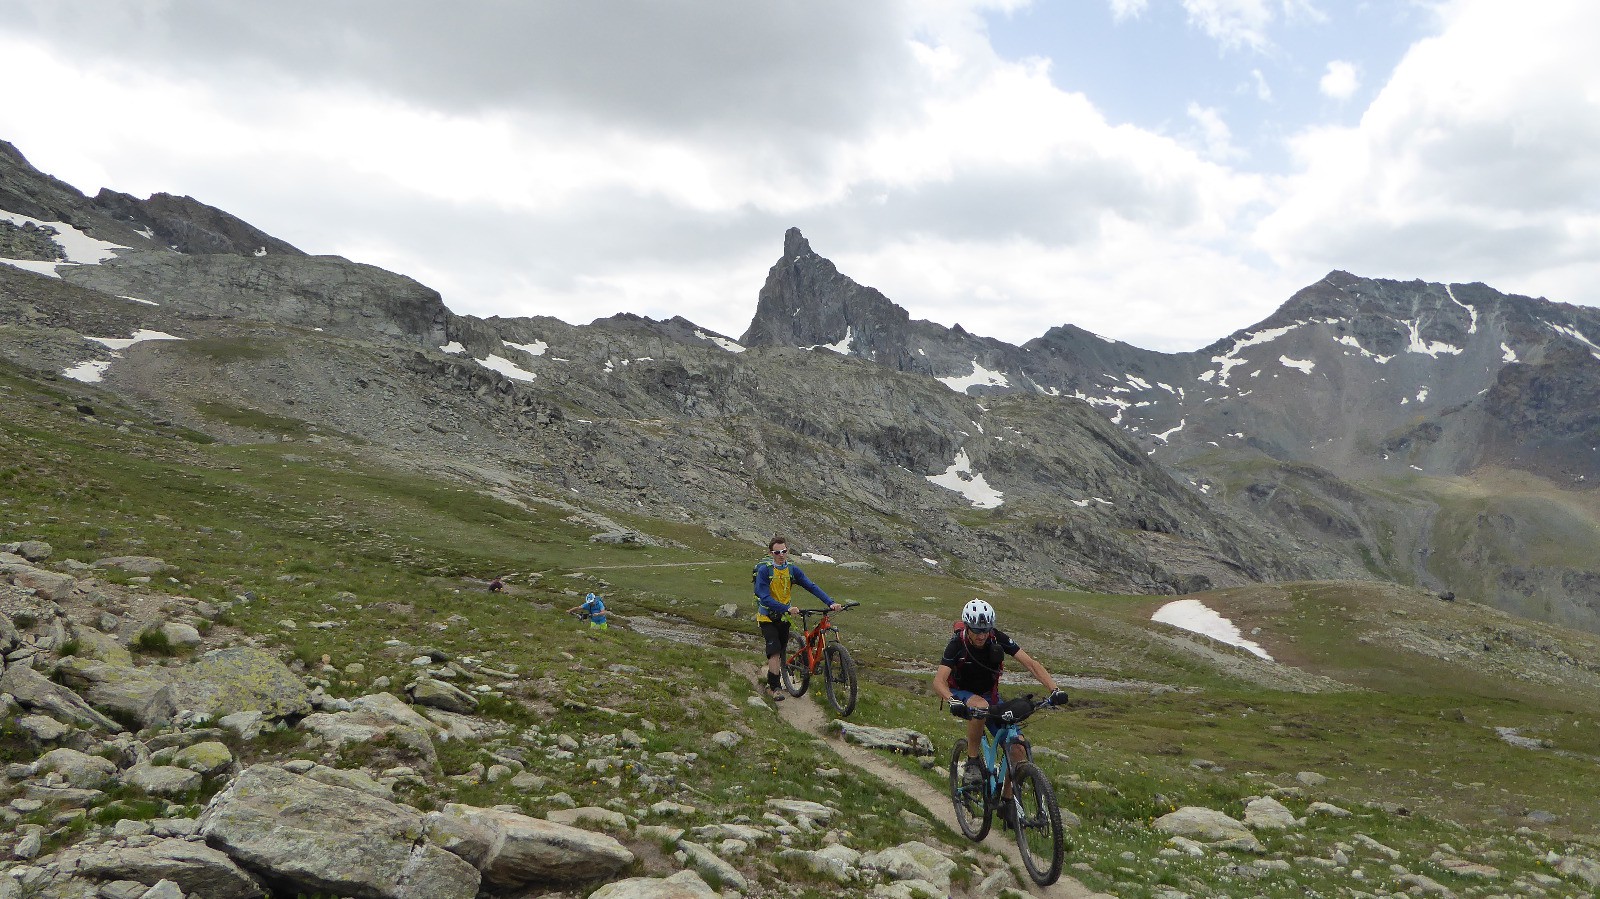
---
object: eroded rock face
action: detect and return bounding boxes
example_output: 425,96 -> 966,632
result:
199,765 -> 479,899
60,253 -> 449,348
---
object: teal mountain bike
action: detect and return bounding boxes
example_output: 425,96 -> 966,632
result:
948,694 -> 1067,886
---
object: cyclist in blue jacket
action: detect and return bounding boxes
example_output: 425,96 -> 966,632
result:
754,535 -> 840,701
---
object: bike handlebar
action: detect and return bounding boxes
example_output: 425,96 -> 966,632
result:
793,600 -> 860,618
954,693 -> 1066,721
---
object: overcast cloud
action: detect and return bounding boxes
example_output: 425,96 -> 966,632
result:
2,0 -> 1597,352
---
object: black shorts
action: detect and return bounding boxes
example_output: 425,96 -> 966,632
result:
759,620 -> 791,658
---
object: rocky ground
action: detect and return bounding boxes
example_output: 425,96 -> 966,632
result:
2,538 -> 1599,898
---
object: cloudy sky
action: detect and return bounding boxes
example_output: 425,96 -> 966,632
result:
2,1 -> 1597,352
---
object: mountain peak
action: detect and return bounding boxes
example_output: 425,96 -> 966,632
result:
783,226 -> 812,258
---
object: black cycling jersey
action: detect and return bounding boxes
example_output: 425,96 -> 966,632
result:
940,628 -> 1021,693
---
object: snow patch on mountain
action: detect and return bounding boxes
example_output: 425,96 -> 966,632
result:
939,359 -> 1011,394
1152,599 -> 1273,660
63,330 -> 185,383
1404,320 -> 1463,357
925,449 -> 1004,509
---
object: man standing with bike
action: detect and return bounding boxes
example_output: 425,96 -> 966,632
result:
934,599 -> 1069,825
755,535 -> 841,702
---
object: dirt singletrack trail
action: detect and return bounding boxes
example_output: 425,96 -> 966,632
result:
767,683 -> 1116,899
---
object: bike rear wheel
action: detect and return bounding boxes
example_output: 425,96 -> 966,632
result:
780,633 -> 811,697
948,738 -> 991,841
822,643 -> 858,716
1011,762 -> 1065,886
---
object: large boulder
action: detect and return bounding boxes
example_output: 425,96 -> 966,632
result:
66,626 -> 135,666
834,721 -> 934,756
1153,807 -> 1265,853
75,838 -> 265,899
168,647 -> 311,719
173,741 -> 234,778
406,678 -> 477,714
299,692 -> 440,770
34,747 -> 117,789
1,561 -> 77,601
0,664 -> 119,731
437,803 -> 635,886
588,870 -> 719,899
124,764 -> 202,798
200,765 -> 478,899
54,657 -> 175,728
860,841 -> 957,891
1243,796 -> 1298,830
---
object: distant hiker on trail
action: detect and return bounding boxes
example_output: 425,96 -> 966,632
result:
488,577 -> 504,593
567,592 -> 608,630
754,535 -> 840,701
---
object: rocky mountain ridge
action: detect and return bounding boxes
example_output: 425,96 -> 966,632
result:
0,140 -> 1352,598
5,137 -> 1600,631
740,230 -> 1600,633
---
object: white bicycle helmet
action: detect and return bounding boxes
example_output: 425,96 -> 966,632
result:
962,599 -> 996,631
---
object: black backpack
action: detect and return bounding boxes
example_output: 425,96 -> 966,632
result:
950,620 -> 1004,678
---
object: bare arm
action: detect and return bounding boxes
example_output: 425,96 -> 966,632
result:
933,664 -> 955,702
1012,650 -> 1058,693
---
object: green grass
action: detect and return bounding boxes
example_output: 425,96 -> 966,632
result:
4,355 -> 1600,897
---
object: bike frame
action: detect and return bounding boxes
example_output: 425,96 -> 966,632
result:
786,601 -> 857,674
979,718 -> 1031,803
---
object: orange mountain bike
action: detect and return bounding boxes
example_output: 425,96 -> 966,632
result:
779,600 -> 861,716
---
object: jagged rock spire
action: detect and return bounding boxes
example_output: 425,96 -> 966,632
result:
783,226 -> 812,258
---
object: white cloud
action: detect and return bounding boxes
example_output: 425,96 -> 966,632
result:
1319,60 -> 1359,100
1108,0 -> 1150,21
2,0 -> 1596,355
1257,0 -> 1600,304
1250,68 -> 1273,101
1186,103 -> 1242,161
1181,0 -> 1276,51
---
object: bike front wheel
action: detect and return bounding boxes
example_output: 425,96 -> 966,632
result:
780,633 -> 811,697
948,738 -> 991,841
822,643 -> 858,716
1011,762 -> 1065,885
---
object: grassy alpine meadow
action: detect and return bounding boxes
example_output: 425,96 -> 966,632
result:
4,356 -> 1600,896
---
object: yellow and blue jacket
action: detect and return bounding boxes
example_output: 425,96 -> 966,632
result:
753,559 -> 834,623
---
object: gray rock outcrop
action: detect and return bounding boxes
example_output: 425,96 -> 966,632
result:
75,838 -> 266,899
199,764 -> 480,899
167,647 -> 312,719
438,803 -> 635,885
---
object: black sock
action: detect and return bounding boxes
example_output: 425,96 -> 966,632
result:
766,672 -> 781,690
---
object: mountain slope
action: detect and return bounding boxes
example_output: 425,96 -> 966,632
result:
0,142 -> 1346,597
3,353 -> 1600,897
742,232 -> 1600,632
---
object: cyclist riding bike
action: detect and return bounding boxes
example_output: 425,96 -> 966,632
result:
933,599 -> 1069,827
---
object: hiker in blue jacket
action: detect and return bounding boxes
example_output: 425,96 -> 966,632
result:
754,535 -> 840,701
567,592 -> 608,630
